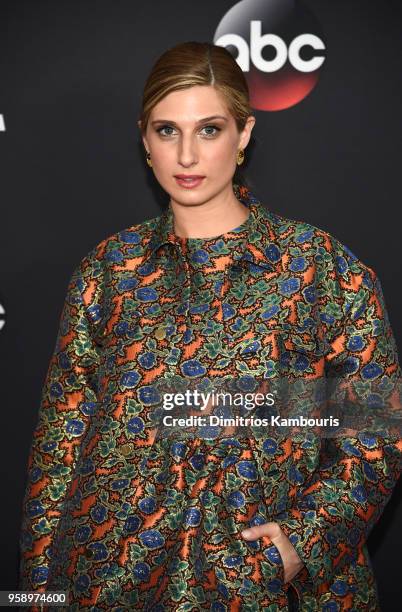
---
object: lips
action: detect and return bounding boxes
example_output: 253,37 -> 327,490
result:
174,175 -> 205,189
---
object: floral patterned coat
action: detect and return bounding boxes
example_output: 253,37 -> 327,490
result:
19,184 -> 401,611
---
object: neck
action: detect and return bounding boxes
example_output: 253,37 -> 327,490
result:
169,183 -> 249,239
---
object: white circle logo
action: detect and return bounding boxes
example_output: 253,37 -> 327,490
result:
214,0 -> 326,111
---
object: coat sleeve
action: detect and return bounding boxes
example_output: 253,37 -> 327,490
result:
274,249 -> 402,587
18,257 -> 101,591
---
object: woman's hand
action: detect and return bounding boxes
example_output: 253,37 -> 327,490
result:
241,522 -> 304,583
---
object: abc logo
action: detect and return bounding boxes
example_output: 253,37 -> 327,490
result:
214,0 -> 326,111
216,21 -> 325,74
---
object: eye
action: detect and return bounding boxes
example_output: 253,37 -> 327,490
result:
200,125 -> 221,137
156,125 -> 176,137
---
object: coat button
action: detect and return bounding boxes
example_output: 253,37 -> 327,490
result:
154,326 -> 166,340
84,547 -> 94,559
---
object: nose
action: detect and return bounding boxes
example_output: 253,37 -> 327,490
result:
177,133 -> 198,168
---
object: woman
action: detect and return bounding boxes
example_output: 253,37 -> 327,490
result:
19,41 -> 401,611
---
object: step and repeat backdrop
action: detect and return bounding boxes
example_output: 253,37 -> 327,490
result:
1,0 -> 401,607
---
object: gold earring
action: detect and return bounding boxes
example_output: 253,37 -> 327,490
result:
237,149 -> 245,166
146,151 -> 152,167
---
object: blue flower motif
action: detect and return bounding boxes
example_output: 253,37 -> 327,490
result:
90,504 -> 107,523
351,304 -> 366,320
50,382 -> 63,398
351,485 -> 367,504
367,393 -> 384,410
295,354 -> 310,371
190,453 -> 205,470
262,439 -> 278,455
223,555 -> 242,568
135,287 -> 158,302
342,357 -> 360,375
80,458 -> 94,475
303,285 -> 317,304
191,249 -> 210,264
132,561 -> 150,581
362,461 -> 378,482
227,490 -> 245,508
31,565 -> 48,585
336,256 -> 348,274
261,304 -> 280,320
358,432 -> 377,448
115,321 -> 130,335
118,278 -> 138,292
264,545 -> 282,564
138,385 -> 160,404
138,262 -> 156,276
211,602 -> 227,612
265,244 -> 281,262
75,525 -> 92,544
120,371 -> 141,388
289,466 -> 304,484
89,304 -> 103,324
330,579 -> 348,596
181,359 -> 206,378
66,419 -> 85,436
217,582 -> 230,599
111,478 -> 129,490
325,530 -> 338,545
279,277 -> 300,296
75,573 -> 90,593
266,578 -> 282,593
139,529 -> 165,549
170,441 -> 187,458
289,256 -> 307,272
139,497 -> 156,514
183,329 -> 193,344
222,455 -> 237,468
342,440 -> 361,457
295,229 -> 314,243
58,352 -> 71,369
124,515 -> 141,533
222,303 -> 236,320
88,542 -> 109,561
322,601 -> 339,612
249,514 -> 266,527
41,441 -> 57,453
105,249 -> 123,262
361,362 -> 383,380
320,312 -> 335,325
236,461 -> 257,480
119,230 -> 140,244
30,467 -> 42,483
27,500 -> 45,518
80,401 -> 97,416
127,416 -> 145,434
184,507 -> 201,527
346,336 -> 364,352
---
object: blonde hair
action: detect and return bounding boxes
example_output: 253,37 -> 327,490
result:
138,41 -> 255,186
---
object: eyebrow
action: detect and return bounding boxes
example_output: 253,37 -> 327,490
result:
150,115 -> 228,126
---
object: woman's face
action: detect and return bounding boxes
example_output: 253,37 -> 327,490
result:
139,85 -> 255,206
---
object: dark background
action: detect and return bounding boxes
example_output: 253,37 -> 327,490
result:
0,0 -> 401,606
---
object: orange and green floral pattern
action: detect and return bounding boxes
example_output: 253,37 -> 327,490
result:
19,184 -> 401,611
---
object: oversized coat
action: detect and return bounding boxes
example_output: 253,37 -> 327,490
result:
19,184 -> 402,611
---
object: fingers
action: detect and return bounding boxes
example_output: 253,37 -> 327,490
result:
241,521 -> 282,541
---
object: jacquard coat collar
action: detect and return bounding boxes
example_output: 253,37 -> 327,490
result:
145,183 -> 283,273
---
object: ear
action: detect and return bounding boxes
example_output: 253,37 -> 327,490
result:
138,121 -> 149,151
239,115 -> 256,150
